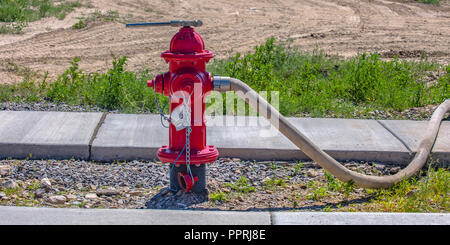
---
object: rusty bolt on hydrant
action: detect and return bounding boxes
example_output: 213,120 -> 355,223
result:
126,20 -> 230,194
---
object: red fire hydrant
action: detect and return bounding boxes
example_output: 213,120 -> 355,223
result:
127,20 -> 222,194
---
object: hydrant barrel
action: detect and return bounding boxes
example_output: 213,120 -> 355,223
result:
149,26 -> 219,167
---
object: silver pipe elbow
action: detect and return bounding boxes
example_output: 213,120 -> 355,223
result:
212,76 -> 231,92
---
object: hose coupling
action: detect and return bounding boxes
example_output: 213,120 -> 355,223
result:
213,76 -> 231,92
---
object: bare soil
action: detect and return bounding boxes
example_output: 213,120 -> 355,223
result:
0,0 -> 449,84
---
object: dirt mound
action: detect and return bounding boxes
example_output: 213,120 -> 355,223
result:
0,0 -> 449,84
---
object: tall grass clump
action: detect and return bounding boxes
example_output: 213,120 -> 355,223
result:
414,0 -> 441,4
45,56 -> 158,112
208,37 -> 449,117
0,0 -> 82,22
0,0 -> 82,33
370,164 -> 449,212
0,56 -> 162,113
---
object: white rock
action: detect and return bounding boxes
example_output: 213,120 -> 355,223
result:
66,194 -> 77,201
1,179 -> 18,189
75,183 -> 83,190
48,195 -> 66,204
85,193 -> 98,199
40,178 -> 52,189
0,165 -> 11,176
34,188 -> 46,198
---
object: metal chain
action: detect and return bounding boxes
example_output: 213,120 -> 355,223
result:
186,127 -> 191,165
185,126 -> 194,181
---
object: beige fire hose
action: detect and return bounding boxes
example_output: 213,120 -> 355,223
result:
214,76 -> 450,189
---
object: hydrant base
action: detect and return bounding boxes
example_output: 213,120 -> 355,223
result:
169,164 -> 207,195
158,145 -> 219,165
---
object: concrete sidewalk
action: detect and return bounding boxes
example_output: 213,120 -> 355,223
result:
0,111 -> 449,164
0,206 -> 448,225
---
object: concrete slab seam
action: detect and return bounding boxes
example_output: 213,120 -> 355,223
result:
377,120 -> 413,154
88,112 -> 107,161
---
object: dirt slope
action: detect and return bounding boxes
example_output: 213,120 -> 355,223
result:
0,0 -> 449,84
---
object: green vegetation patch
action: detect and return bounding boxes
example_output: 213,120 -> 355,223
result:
0,0 -> 82,23
0,56 -> 160,113
316,163 -> 449,212
72,10 -> 120,29
208,37 -> 449,118
1,38 -> 449,117
414,0 -> 441,4
367,166 -> 449,212
0,0 -> 82,33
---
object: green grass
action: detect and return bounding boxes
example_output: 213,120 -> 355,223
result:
306,180 -> 328,201
264,177 -> 287,189
0,38 -> 449,117
0,22 -> 26,34
208,37 -> 449,118
72,10 -> 120,29
414,0 -> 441,4
71,19 -> 87,29
315,161 -> 449,212
0,56 -> 161,113
225,176 -> 256,193
210,191 -> 227,203
293,161 -> 304,175
0,0 -> 82,33
324,171 -> 355,197
0,0 -> 82,22
367,165 -> 449,212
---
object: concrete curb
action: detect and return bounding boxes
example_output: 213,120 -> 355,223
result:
0,206 -> 448,225
271,211 -> 450,225
0,206 -> 270,225
0,111 -> 449,164
0,111 -> 104,160
87,114 -> 450,164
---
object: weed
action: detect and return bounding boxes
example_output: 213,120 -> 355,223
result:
72,19 -> 87,29
306,181 -> 328,201
323,205 -> 333,212
264,177 -> 286,189
26,180 -> 40,191
0,22 -> 26,34
293,161 -> 304,175
324,171 -> 356,197
269,162 -> 279,170
210,191 -> 227,203
225,176 -> 256,193
369,165 -> 449,212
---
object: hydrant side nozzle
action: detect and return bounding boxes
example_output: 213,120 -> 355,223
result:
147,79 -> 154,88
213,76 -> 231,92
178,172 -> 199,193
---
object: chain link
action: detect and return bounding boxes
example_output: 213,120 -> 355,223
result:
186,127 -> 191,165
185,126 -> 194,182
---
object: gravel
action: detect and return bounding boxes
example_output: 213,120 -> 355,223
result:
0,158 -> 405,210
0,102 -> 105,113
1,102 -> 447,120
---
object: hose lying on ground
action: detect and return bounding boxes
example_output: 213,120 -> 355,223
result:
228,77 -> 450,189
